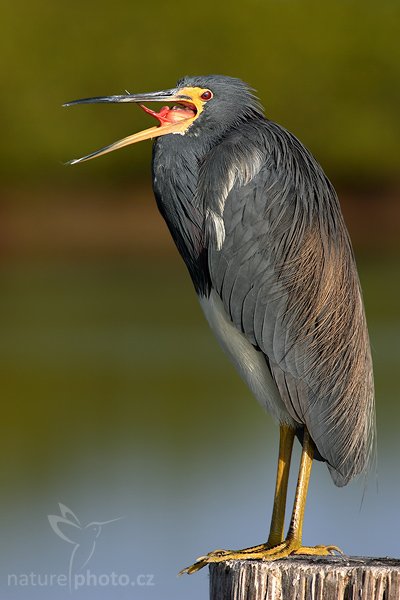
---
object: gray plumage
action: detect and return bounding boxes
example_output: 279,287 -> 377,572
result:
153,76 -> 375,487
205,120 -> 374,486
66,74 -> 376,489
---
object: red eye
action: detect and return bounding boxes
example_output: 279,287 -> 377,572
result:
201,90 -> 213,101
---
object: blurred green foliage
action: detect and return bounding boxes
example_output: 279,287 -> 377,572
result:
1,0 -> 399,186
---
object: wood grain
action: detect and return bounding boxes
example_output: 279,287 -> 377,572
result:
209,556 -> 400,600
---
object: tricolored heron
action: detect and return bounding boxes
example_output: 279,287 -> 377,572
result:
65,75 -> 375,574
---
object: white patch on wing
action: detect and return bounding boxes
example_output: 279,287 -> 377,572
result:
206,149 -> 263,250
199,290 -> 294,425
217,170 -> 236,214
206,209 -> 226,250
206,147 -> 264,251
216,147 -> 264,215
236,148 -> 264,187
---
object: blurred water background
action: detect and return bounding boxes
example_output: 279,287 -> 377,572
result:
0,1 -> 399,598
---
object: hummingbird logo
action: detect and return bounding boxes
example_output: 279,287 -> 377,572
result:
48,503 -> 123,591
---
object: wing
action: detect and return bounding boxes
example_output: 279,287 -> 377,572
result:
202,120 -> 375,486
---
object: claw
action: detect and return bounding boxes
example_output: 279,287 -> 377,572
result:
179,560 -> 207,576
179,541 -> 345,575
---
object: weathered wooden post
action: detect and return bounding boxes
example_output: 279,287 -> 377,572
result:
209,556 -> 400,600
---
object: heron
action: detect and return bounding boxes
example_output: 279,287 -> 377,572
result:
65,75 -> 375,574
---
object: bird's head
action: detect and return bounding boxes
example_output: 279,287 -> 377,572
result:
64,75 -> 264,164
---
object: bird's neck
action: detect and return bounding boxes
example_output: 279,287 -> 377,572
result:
152,135 -> 211,295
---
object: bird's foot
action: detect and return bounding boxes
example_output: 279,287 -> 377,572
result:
179,540 -> 343,575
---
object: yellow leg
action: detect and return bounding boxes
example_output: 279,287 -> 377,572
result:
237,424 -> 294,555
286,426 -> 313,546
268,425 -> 295,546
180,428 -> 342,575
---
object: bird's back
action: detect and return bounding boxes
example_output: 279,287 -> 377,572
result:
203,118 -> 375,487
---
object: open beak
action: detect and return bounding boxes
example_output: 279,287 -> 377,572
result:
64,88 -> 199,164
